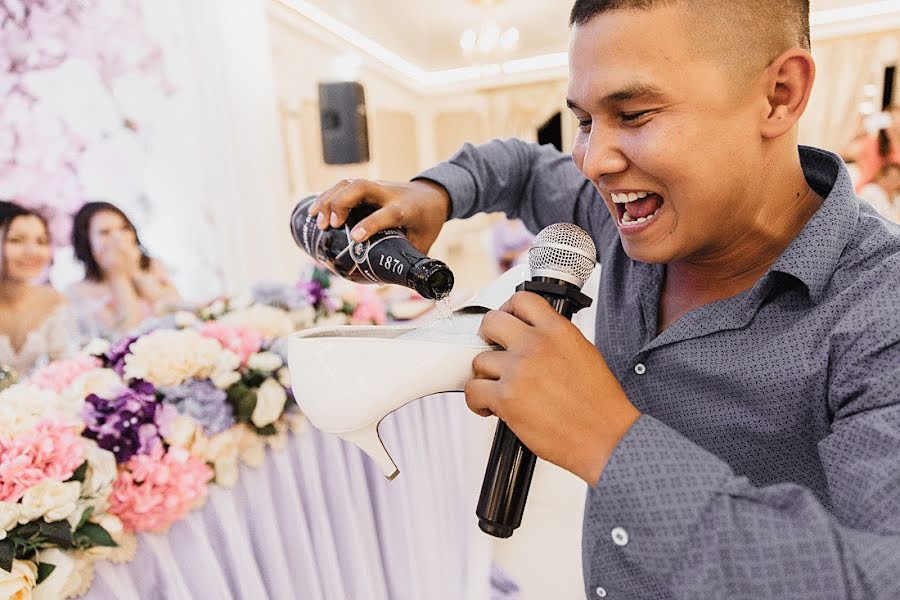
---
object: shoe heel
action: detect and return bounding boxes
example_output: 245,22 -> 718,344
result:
340,423 -> 399,480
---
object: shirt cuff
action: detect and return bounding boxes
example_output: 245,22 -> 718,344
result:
413,162 -> 478,221
585,414 -> 734,579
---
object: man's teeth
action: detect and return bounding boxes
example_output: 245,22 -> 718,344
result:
612,191 -> 651,204
620,206 -> 661,226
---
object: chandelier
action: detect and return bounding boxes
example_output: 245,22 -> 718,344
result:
459,0 -> 520,58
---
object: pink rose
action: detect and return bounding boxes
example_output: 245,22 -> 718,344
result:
30,355 -> 102,394
199,322 -> 262,365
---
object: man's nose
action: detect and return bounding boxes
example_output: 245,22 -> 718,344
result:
579,126 -> 628,182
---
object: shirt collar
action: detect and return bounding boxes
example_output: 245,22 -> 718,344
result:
766,146 -> 859,305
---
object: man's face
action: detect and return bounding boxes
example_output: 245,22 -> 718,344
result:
568,6 -> 768,264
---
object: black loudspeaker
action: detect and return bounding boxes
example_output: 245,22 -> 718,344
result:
318,81 -> 370,165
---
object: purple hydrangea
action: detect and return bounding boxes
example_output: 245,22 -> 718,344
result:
160,379 -> 235,436
296,279 -> 326,308
252,281 -> 314,311
82,380 -> 174,463
105,335 -> 139,376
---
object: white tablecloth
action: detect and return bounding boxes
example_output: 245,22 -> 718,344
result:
83,392 -> 498,599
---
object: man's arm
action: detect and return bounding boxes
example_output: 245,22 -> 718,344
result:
583,326 -> 900,599
415,138 -> 607,235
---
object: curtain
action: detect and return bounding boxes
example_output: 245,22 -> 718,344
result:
801,30 -> 900,153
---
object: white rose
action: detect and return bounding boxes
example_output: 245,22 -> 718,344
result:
174,311 -> 199,328
82,441 -> 117,500
62,368 -> 123,413
124,330 -> 223,387
251,378 -> 287,428
211,370 -> 241,390
0,560 -> 37,600
0,502 -> 20,540
277,367 -> 292,388
94,514 -> 124,538
229,292 -> 254,310
32,549 -> 73,600
222,305 -> 294,340
0,384 -> 64,436
247,352 -> 283,373
165,415 -> 203,449
289,305 -> 317,329
81,338 -> 110,357
205,428 -> 241,463
213,459 -> 239,487
19,481 -> 81,523
214,350 -> 241,374
208,299 -> 226,316
316,313 -> 350,328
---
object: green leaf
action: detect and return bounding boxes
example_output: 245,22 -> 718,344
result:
76,507 -> 94,531
36,562 -> 56,585
256,424 -> 277,436
242,370 -> 266,388
74,523 -> 117,548
39,520 -> 74,549
67,461 -> 89,483
227,384 -> 257,424
0,539 -> 14,572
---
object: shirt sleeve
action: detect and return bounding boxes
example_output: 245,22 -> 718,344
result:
413,138 -> 607,236
584,327 -> 900,599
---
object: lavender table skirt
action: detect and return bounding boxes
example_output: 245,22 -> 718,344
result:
83,393 -> 500,600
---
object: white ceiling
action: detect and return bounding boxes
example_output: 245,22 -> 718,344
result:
285,0 -> 898,72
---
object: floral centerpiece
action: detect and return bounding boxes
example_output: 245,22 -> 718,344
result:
0,382 -> 133,599
0,269 -> 387,597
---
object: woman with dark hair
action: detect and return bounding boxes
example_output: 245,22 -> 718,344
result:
67,201 -> 181,340
0,201 -> 76,375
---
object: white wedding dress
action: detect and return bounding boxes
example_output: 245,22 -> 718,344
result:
0,303 -> 78,377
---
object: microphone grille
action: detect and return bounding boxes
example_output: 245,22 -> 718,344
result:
528,223 -> 597,287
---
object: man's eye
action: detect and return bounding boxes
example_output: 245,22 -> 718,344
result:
621,111 -> 650,123
577,118 -> 592,130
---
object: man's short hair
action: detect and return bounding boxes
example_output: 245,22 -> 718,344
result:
569,0 -> 811,84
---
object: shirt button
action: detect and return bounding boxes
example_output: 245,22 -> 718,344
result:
634,363 -> 646,375
595,587 -> 607,598
611,526 -> 629,546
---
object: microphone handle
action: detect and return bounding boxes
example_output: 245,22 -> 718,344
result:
476,279 -> 591,538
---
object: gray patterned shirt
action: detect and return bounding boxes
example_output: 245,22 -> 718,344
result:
418,141 -> 900,599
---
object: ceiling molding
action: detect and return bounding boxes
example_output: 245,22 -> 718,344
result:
270,0 -> 900,95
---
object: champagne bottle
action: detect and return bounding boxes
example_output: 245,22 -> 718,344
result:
290,195 -> 454,300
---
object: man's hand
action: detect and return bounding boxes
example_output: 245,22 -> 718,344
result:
309,179 -> 450,255
466,291 -> 641,485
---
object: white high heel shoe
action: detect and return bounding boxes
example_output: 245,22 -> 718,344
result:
287,265 -> 528,479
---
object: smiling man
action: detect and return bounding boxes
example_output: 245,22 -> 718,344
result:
309,0 -> 900,597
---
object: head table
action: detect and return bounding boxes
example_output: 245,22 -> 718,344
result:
82,392 -> 514,599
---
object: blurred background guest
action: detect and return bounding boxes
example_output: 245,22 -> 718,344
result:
67,201 -> 182,341
0,201 -> 76,376
860,163 -> 900,223
851,106 -> 900,192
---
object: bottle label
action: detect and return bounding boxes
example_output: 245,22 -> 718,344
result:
348,228 -> 406,283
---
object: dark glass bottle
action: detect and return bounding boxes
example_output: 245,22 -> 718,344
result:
290,195 -> 454,300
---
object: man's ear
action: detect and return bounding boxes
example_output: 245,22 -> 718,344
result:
760,49 -> 816,140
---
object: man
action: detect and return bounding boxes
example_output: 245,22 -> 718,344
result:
310,0 -> 900,597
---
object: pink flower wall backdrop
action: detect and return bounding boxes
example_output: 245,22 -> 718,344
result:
0,0 -> 171,243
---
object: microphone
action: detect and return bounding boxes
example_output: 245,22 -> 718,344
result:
476,223 -> 597,538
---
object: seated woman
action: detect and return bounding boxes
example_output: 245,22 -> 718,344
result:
0,201 -> 76,376
67,201 -> 181,341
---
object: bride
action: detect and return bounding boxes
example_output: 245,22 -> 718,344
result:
0,201 -> 76,377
